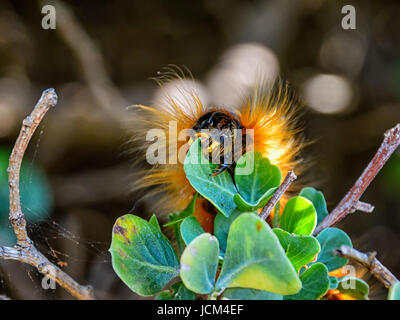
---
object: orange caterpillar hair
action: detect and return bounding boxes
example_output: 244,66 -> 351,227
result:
128,73 -> 305,232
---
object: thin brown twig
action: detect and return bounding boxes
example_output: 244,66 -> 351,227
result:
314,123 -> 400,235
334,245 -> 399,289
260,170 -> 297,220
0,89 -> 96,300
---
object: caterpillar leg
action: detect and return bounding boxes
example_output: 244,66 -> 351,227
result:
211,163 -> 230,176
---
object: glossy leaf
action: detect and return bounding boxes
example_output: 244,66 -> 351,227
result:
222,288 -> 282,300
316,228 -> 352,271
285,263 -> 330,300
280,196 -> 317,236
155,281 -> 195,300
216,213 -> 301,295
233,188 -> 277,212
110,214 -> 179,296
273,228 -> 320,271
299,187 -> 328,224
337,277 -> 369,300
234,151 -> 281,209
180,216 -> 205,246
149,214 -> 161,231
213,209 -> 249,255
180,233 -> 220,294
184,139 -> 237,217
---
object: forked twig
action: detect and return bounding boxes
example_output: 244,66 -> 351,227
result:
0,89 -> 96,300
314,123 -> 400,234
260,170 -> 297,220
334,245 -> 399,289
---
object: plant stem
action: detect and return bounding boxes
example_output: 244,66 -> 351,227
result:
260,170 -> 297,221
334,245 -> 399,289
0,89 -> 96,300
314,123 -> 400,235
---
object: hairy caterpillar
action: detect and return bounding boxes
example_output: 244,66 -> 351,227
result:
128,71 -> 305,233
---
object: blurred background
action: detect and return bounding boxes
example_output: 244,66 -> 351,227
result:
0,0 -> 399,299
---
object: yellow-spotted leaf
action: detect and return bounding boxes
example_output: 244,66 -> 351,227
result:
222,288 -> 282,300
110,214 -> 179,296
215,213 -> 301,295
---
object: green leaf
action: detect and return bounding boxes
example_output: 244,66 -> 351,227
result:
234,151 -> 281,209
388,282 -> 400,300
180,233 -> 220,294
272,228 -> 320,271
109,214 -> 179,296
149,214 -> 161,231
222,288 -> 282,300
329,276 -> 339,289
184,139 -> 237,217
164,193 -> 198,227
233,188 -> 277,211
285,263 -> 330,300
280,196 -> 317,236
180,216 -> 205,246
299,187 -> 328,224
316,228 -> 352,271
213,209 -> 249,255
337,277 -> 369,300
173,223 -> 186,255
155,281 -> 195,300
215,213 -> 301,295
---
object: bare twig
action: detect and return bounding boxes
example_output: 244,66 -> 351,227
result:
0,246 -> 95,300
260,170 -> 297,220
0,89 -> 96,300
334,245 -> 399,289
355,201 -> 375,213
314,123 -> 400,235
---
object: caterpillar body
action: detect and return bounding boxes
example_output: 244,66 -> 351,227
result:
128,74 -> 305,233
